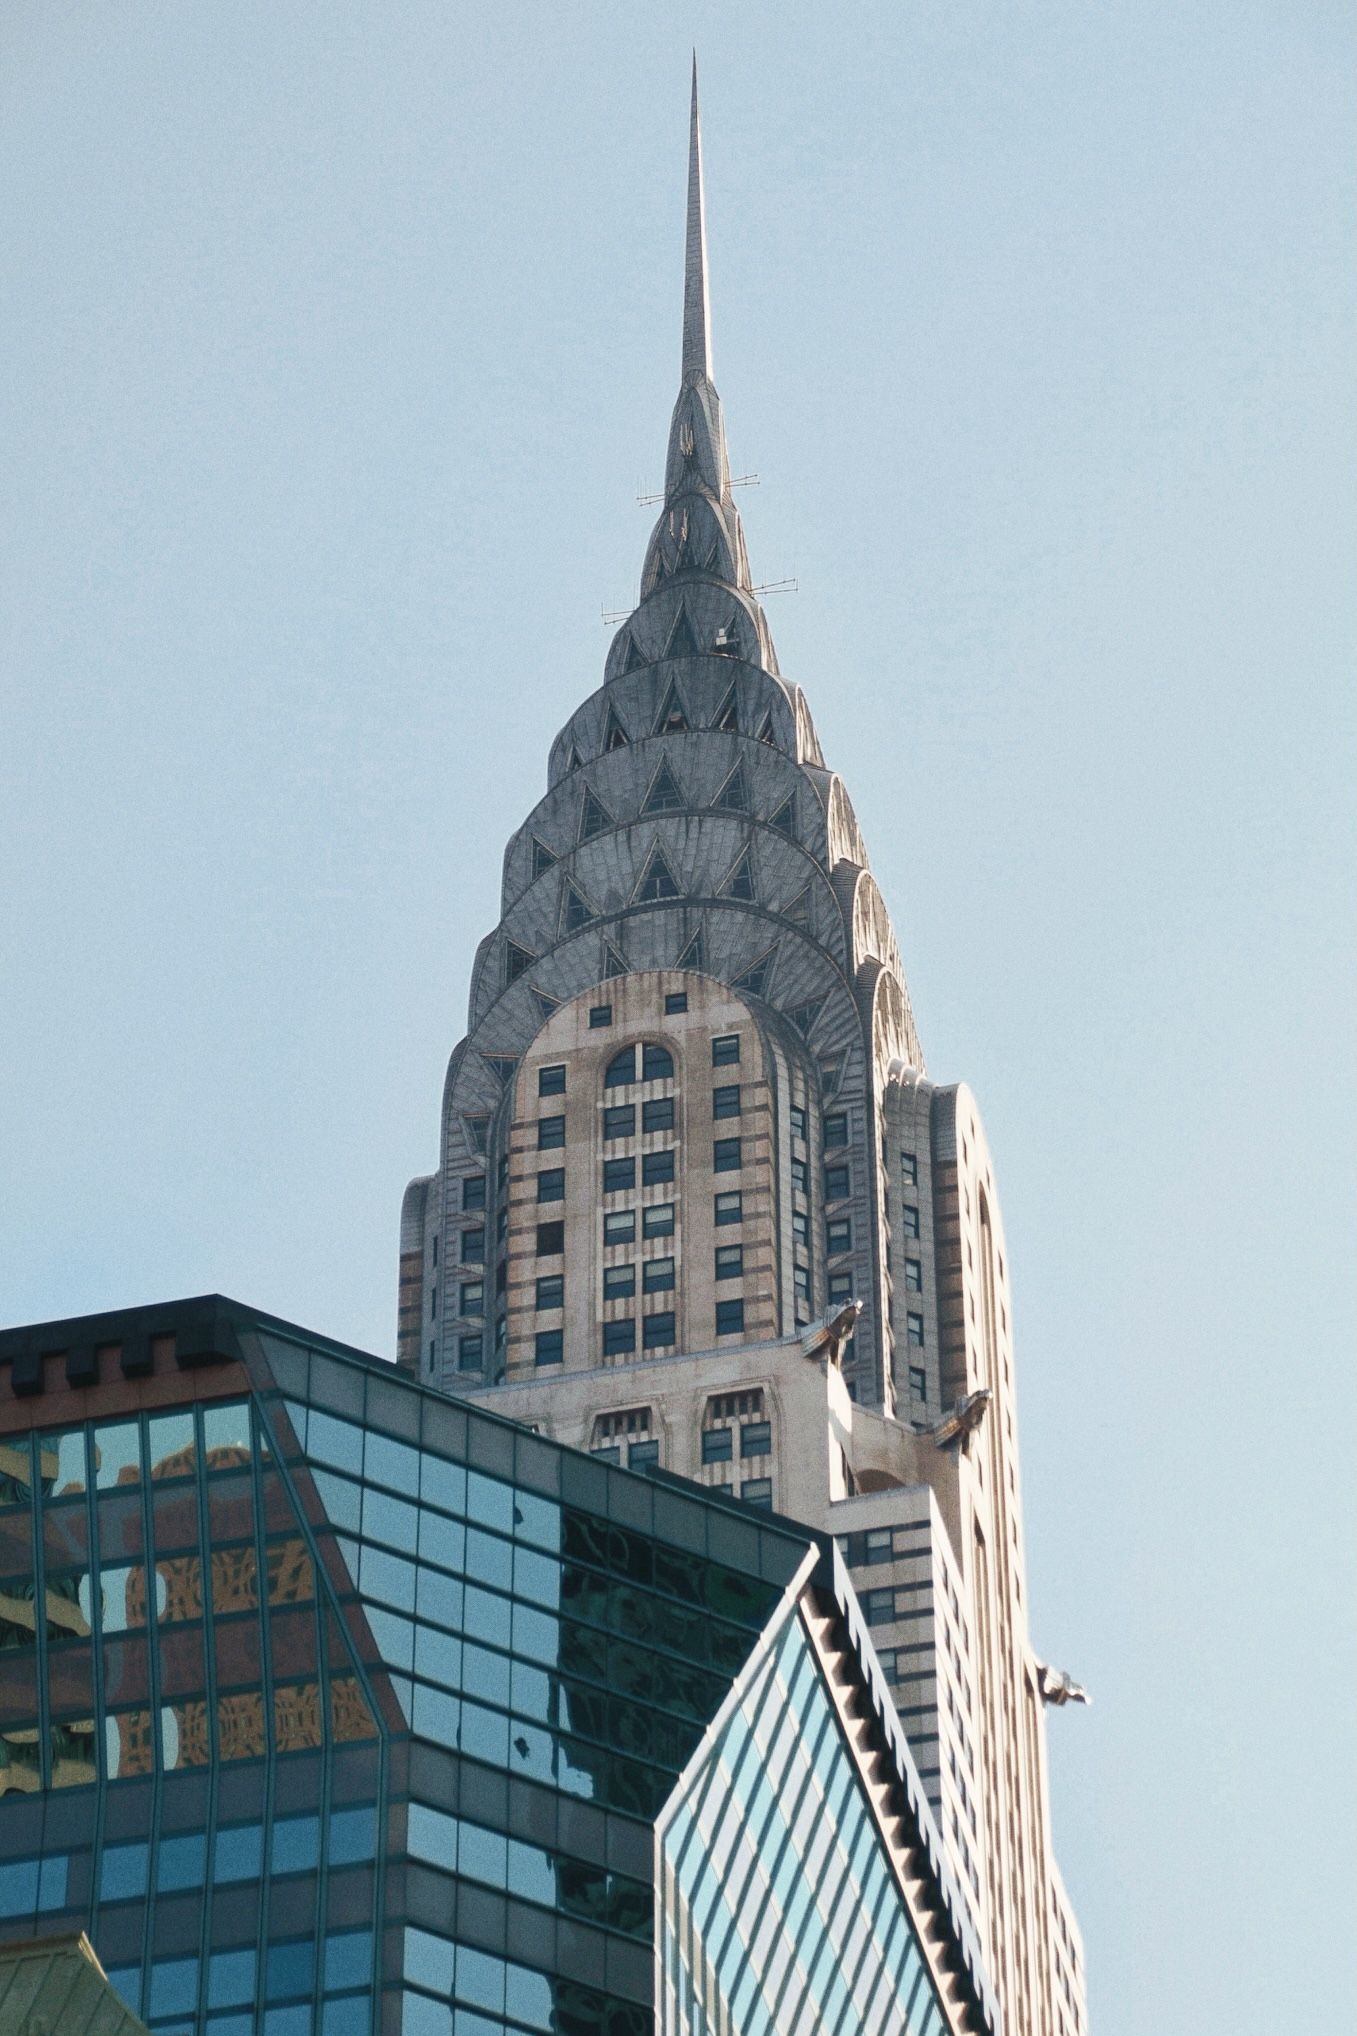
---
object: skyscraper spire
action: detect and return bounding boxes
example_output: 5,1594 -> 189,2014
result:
682,55 -> 712,384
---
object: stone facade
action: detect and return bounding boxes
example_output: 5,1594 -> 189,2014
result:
400,66 -> 1088,2036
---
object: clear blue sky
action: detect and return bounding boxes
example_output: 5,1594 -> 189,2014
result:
2,4 -> 1352,2027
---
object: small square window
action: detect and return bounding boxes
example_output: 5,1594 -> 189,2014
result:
642,1311 -> 675,1349
461,1228 -> 485,1264
712,1084 -> 741,1120
714,1245 -> 743,1281
642,1256 -> 675,1292
715,1298 -> 745,1337
827,1218 -> 852,1255
642,1096 -> 675,1133
602,1318 -> 636,1356
538,1064 -> 567,1097
824,1164 -> 851,1201
537,1169 -> 565,1202
603,1104 -> 635,1139
789,1103 -> 807,1140
714,1191 -> 743,1226
603,1264 -> 635,1301
664,992 -> 688,1014
603,1210 -> 636,1246
713,1137 -> 742,1173
824,1113 -> 848,1148
641,1149 -> 675,1185
739,1477 -> 772,1510
862,1587 -> 897,1627
629,1437 -> 660,1466
908,1365 -> 927,1400
462,1175 -> 487,1210
906,1312 -> 925,1347
905,1258 -> 923,1292
712,1034 -> 740,1066
534,1330 -> 563,1367
701,1427 -> 733,1463
537,1115 -> 566,1150
603,1157 -> 636,1194
642,1203 -> 675,1238
827,1269 -> 853,1303
589,1005 -> 613,1029
536,1221 -> 565,1256
901,1150 -> 918,1184
903,1205 -> 921,1238
460,1281 -> 483,1316
790,1157 -> 808,1195
535,1276 -> 564,1311
458,1335 -> 483,1370
792,1209 -> 810,1244
794,1263 -> 811,1300
740,1420 -> 771,1458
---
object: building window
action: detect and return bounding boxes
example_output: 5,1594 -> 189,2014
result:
605,1046 -> 636,1087
824,1113 -> 848,1147
602,1318 -> 636,1356
537,1169 -> 565,1202
715,1245 -> 743,1281
712,1084 -> 741,1120
790,1157 -> 808,1195
715,1298 -> 745,1336
642,1203 -> 675,1238
739,1477 -> 772,1510
536,1220 -> 565,1255
792,1209 -> 810,1244
496,1208 -> 508,1244
642,1311 -> 675,1349
789,1103 -> 807,1140
641,1149 -> 675,1186
827,1269 -> 853,1303
701,1427 -> 733,1463
603,1264 -> 635,1300
537,1115 -> 566,1150
590,1444 -> 622,1465
794,1263 -> 811,1301
603,1157 -> 636,1194
844,1526 -> 895,1567
589,1005 -> 613,1029
827,1217 -> 852,1254
535,1275 -> 563,1311
629,1437 -> 660,1466
461,1228 -> 485,1263
641,1096 -> 675,1133
824,1163 -> 851,1201
905,1257 -> 923,1292
641,1043 -> 674,1081
740,1420 -> 771,1458
463,1175 -> 487,1210
901,1150 -> 918,1184
713,1138 -> 742,1173
603,1211 -> 636,1246
903,1205 -> 921,1238
862,1588 -> 897,1627
642,1257 -> 675,1293
908,1365 -> 927,1400
534,1329 -> 563,1367
664,992 -> 688,1014
460,1281 -> 483,1316
499,1153 -> 510,1188
714,1191 -> 743,1226
538,1064 -> 566,1096
458,1335 -> 483,1370
712,1034 -> 740,1066
907,1312 -> 925,1346
603,1104 -> 635,1139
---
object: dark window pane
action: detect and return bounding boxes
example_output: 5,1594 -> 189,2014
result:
603,1105 -> 635,1140
711,1034 -> 740,1066
538,1064 -> 566,1096
641,1044 -> 674,1081
641,1097 -> 674,1133
641,1204 -> 674,1238
713,1138 -> 742,1173
536,1222 -> 564,1256
641,1150 -> 674,1186
604,1048 -> 636,1088
462,1175 -> 487,1210
642,1313 -> 675,1349
603,1158 -> 636,1194
715,1299 -> 745,1336
700,1429 -> 732,1463
536,1170 -> 565,1202
712,1085 -> 741,1119
537,1116 -> 566,1150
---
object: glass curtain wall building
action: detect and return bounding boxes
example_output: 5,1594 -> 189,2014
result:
0,1296 -> 997,2036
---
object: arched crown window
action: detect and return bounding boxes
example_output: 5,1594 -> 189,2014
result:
604,1047 -> 636,1089
604,1042 -> 675,1089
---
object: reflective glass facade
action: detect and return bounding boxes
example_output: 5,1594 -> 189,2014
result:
0,1299 -> 993,2036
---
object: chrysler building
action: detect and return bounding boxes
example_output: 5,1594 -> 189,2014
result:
399,68 -> 1088,2036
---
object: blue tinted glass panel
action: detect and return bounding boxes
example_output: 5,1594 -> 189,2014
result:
271,1814 -> 320,1877
207,1949 -> 257,2009
157,1831 -> 207,1890
149,1958 -> 199,2019
328,1804 -> 376,1865
306,1411 -> 363,1475
214,1823 -> 262,1883
323,1930 -> 374,1992
99,1840 -> 149,1902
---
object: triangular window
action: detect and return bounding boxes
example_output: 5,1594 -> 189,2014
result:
720,850 -> 756,903
561,883 -> 596,935
504,940 -> 534,987
482,1055 -> 518,1087
623,633 -> 647,674
531,837 -> 557,879
532,989 -> 561,1021
756,710 -> 777,746
712,617 -> 741,659
713,762 -> 750,814
769,796 -> 797,840
565,744 -> 584,774
653,681 -> 689,734
603,940 -> 628,980
642,760 -> 685,815
579,788 -> 612,843
465,1116 -> 489,1155
665,606 -> 698,659
603,705 -> 629,752
675,925 -> 705,972
784,883 -> 813,930
635,847 -> 681,904
788,998 -> 823,1038
733,947 -> 776,999
713,683 -> 739,733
